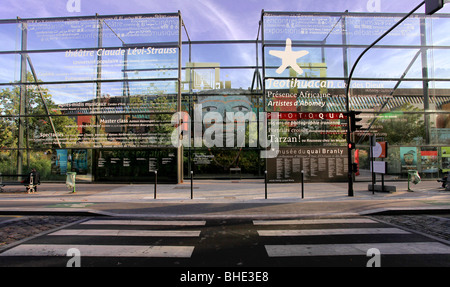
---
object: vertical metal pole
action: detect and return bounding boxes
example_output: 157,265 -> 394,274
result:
261,11 -> 266,112
420,17 -> 431,144
190,170 -> 193,199
301,170 -> 304,199
17,20 -> 28,179
342,13 -> 354,197
177,11 -> 184,184
95,16 -> 103,137
154,170 -> 157,199
261,11 -> 268,178
264,170 -> 267,199
371,135 -> 375,194
341,11 -> 349,82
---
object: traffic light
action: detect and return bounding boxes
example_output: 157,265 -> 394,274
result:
348,111 -> 363,132
352,163 -> 359,174
348,141 -> 356,150
426,0 -> 444,15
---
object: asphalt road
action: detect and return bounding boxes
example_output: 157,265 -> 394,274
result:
0,216 -> 449,268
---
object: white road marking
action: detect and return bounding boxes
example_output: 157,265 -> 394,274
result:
265,242 -> 450,257
254,218 -> 377,225
0,244 -> 195,258
49,229 -> 201,237
258,228 -> 410,236
81,220 -> 206,226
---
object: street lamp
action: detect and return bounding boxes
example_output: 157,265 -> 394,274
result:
426,0 -> 444,15
344,0 -> 446,196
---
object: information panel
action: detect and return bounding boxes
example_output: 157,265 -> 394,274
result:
267,147 -> 348,183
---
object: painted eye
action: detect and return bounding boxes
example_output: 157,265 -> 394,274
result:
202,106 -> 217,112
232,106 -> 249,112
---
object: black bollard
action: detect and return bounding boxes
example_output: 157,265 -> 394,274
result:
154,170 -> 157,199
190,171 -> 193,199
265,170 -> 268,199
301,170 -> 304,199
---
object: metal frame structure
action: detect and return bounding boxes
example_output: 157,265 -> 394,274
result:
0,10 -> 449,184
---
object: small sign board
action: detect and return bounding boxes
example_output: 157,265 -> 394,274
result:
370,161 -> 387,174
372,142 -> 387,158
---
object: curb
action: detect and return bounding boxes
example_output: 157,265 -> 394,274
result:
1,206 -> 449,219
0,208 -> 109,217
360,206 -> 450,216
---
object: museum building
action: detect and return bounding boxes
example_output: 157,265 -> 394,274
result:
0,10 -> 449,185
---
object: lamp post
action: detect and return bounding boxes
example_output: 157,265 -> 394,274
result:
344,1 -> 437,196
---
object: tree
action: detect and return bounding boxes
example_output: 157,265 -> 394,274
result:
0,72 -> 79,149
376,103 -> 426,145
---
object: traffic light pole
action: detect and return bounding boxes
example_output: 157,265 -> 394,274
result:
346,114 -> 354,197
344,1 -> 426,197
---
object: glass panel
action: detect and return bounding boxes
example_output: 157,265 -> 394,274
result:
0,54 -> 20,84
0,23 -> 20,51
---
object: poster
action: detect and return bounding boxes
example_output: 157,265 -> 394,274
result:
420,148 -> 438,174
56,149 -> 68,175
71,149 -> 88,174
400,147 -> 417,171
442,147 -> 450,173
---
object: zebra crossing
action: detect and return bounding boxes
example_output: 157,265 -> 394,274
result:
0,217 -> 449,266
0,219 -> 206,261
253,218 -> 450,265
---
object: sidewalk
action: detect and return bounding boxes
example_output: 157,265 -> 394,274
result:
0,179 -> 449,219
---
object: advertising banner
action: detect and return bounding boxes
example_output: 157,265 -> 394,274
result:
55,149 -> 68,175
420,147 -> 438,174
400,147 -> 417,171
442,147 -> 450,173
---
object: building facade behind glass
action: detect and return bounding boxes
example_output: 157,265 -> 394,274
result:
0,11 -> 449,184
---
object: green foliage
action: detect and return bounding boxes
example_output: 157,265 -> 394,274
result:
376,103 -> 426,145
0,72 -> 78,149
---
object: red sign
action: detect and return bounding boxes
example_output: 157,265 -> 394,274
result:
267,112 -> 347,120
372,142 -> 388,158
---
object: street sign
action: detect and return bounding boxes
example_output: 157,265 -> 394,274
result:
370,161 -> 387,174
372,142 -> 387,158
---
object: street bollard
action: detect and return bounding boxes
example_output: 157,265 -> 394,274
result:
191,171 -> 193,199
265,170 -> 268,199
154,170 -> 157,199
301,170 -> 304,199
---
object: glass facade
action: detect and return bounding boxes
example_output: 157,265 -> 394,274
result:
0,11 -> 449,184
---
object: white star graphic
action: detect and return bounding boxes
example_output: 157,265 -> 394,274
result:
269,38 -> 309,75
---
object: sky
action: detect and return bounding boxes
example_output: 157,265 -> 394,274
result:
1,0 -> 450,104
1,0 -> 450,40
